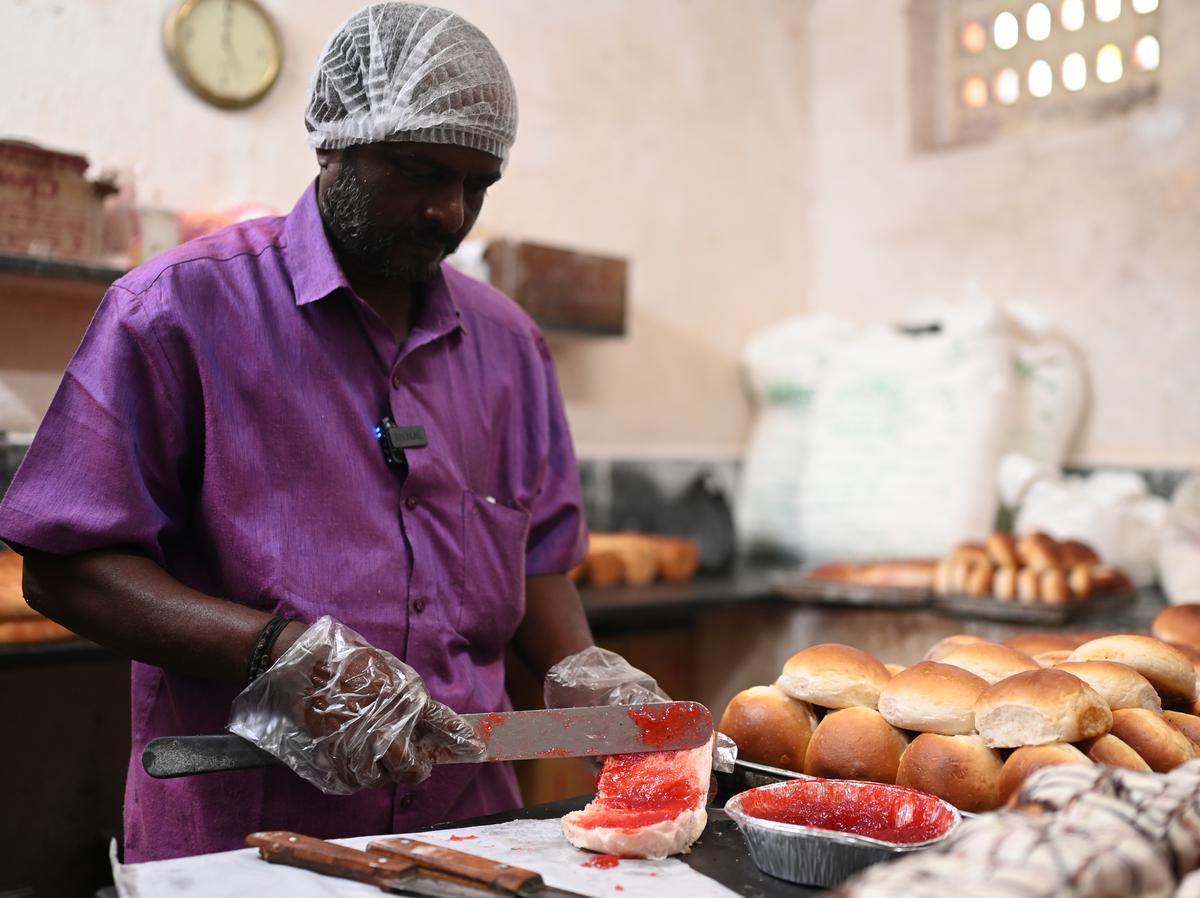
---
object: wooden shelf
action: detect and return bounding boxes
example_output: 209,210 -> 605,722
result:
0,252 -> 126,304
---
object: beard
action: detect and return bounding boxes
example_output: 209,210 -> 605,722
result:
318,157 -> 462,285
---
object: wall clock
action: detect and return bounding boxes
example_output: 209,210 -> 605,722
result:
164,0 -> 282,109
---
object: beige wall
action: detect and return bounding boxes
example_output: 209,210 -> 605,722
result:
805,1 -> 1200,468
1,0 -> 811,455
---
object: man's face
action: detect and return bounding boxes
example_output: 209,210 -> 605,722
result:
317,142 -> 503,285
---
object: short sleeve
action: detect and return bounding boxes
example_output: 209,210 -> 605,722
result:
0,285 -> 194,565
524,335 -> 587,577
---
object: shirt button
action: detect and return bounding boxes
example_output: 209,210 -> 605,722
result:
405,496 -> 418,510
399,794 -> 415,811
391,373 -> 402,389
413,596 -> 427,613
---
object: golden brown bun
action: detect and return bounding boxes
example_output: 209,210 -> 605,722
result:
0,616 -> 75,644
998,743 -> 1092,805
587,534 -> 659,586
719,685 -> 817,772
1075,733 -> 1152,771
582,549 -> 623,588
1040,569 -> 1071,606
809,560 -> 937,590
896,734 -> 1004,812
1052,661 -> 1162,711
1163,711 -> 1200,753
966,561 -> 996,598
877,661 -> 989,735
986,533 -> 1020,569
993,566 -> 1018,601
1153,604 -> 1200,652
1090,564 -> 1134,594
884,663 -> 906,677
924,634 -> 986,662
950,543 -> 990,567
803,707 -> 909,784
1034,650 -> 1073,668
1059,540 -> 1101,568
1017,567 -> 1041,603
933,558 -> 955,596
0,551 -> 34,619
1067,635 -> 1199,704
649,536 -> 701,584
1108,707 -> 1197,772
940,642 -> 1040,684
1005,633 -> 1084,656
1017,532 -> 1063,572
1068,564 -> 1096,600
777,644 -> 892,710
973,669 -> 1113,748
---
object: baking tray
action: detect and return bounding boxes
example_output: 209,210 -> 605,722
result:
929,588 -> 1136,624
724,779 -> 960,888
769,569 -> 931,610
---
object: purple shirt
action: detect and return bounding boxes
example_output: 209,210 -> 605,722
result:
0,184 -> 587,862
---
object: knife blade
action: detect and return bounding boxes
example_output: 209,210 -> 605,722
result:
248,831 -> 593,898
143,701 -> 713,779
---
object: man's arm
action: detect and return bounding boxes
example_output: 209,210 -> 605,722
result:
21,547 -> 305,682
512,573 -> 593,681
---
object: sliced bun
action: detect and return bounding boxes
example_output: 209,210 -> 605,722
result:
1005,633 -> 1084,656
803,707 -> 908,784
1153,604 -> 1200,652
1107,708 -> 1197,772
1017,532 -> 1063,572
1067,635 -> 1199,704
998,743 -> 1092,805
973,669 -> 1113,748
896,733 -> 1004,812
1163,711 -> 1200,753
719,685 -> 816,772
986,533 -> 1020,569
924,634 -> 986,662
940,642 -> 1040,684
877,661 -> 988,735
1075,734 -> 1152,771
1052,661 -> 1162,711
777,644 -> 891,709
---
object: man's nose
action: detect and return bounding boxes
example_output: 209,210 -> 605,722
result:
424,182 -> 465,233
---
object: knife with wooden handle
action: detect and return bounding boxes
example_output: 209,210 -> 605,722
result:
248,831 -> 591,898
144,701 -> 713,778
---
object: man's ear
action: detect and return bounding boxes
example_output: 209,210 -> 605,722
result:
316,148 -> 337,171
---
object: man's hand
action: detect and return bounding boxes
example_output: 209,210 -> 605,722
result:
230,617 -> 483,794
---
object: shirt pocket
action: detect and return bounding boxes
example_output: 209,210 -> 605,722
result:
457,490 -> 531,647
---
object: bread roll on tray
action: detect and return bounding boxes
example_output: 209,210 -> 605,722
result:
877,661 -> 988,735
1107,707 -> 1197,772
1067,634 -> 1199,705
1075,733 -> 1152,771
986,533 -> 1019,569
993,565 -> 1018,602
1052,660 -> 1162,711
776,643 -> 891,710
719,685 -> 816,772
803,707 -> 908,784
940,642 -> 1040,684
1154,604 -> 1200,652
896,733 -> 1003,812
1162,711 -> 1200,753
1016,532 -> 1063,572
973,669 -> 1112,748
998,742 -> 1092,805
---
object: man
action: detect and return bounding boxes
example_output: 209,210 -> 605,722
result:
0,3 -> 661,862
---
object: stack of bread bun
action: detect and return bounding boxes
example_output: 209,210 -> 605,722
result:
0,550 -> 74,645
568,532 -> 701,588
831,760 -> 1200,897
933,531 -> 1133,605
720,608 -> 1200,813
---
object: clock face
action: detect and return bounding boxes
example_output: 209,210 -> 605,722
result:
167,0 -> 281,108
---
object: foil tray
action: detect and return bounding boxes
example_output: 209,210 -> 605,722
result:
723,778 -> 960,889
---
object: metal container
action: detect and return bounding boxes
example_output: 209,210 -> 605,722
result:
723,778 -> 960,889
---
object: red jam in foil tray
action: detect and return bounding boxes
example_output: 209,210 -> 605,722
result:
723,778 -> 960,888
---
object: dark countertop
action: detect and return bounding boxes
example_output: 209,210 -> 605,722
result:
428,795 -> 815,898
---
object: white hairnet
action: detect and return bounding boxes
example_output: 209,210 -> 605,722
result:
305,3 -> 517,162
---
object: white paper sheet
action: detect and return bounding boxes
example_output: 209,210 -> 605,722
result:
116,818 -> 740,898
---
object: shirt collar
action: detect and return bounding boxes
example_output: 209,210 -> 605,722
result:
283,181 -> 352,306
284,181 -> 466,340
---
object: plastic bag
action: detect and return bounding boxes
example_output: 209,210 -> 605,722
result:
229,616 -> 482,795
544,647 -> 735,772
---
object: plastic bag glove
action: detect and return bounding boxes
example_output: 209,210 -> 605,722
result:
543,646 -> 736,772
228,616 -> 483,795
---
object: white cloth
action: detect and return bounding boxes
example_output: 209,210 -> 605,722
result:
116,818 -> 739,898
